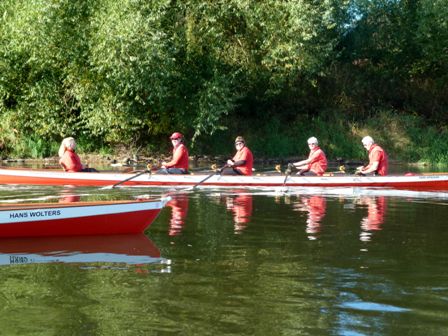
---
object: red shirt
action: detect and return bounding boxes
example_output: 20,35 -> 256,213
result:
366,144 -> 388,176
165,143 -> 189,170
232,146 -> 253,176
307,146 -> 327,176
59,149 -> 83,172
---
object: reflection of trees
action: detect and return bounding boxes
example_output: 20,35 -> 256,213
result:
0,235 -> 164,335
7,190 -> 448,335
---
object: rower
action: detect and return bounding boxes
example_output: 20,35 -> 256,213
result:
59,137 -> 97,172
221,136 -> 254,176
292,137 -> 328,176
356,136 -> 388,176
158,132 -> 189,174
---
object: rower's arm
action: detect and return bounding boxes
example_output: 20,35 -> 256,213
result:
232,160 -> 246,167
362,161 -> 379,174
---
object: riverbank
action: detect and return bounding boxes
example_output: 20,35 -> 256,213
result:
2,109 -> 447,168
2,155 -> 435,176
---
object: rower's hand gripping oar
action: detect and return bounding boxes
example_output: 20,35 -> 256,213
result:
101,165 -> 152,190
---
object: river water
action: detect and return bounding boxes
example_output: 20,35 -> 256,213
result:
0,181 -> 447,335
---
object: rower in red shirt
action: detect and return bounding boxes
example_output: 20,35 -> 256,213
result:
356,136 -> 388,176
221,136 -> 253,176
58,137 -> 84,172
293,137 -> 328,176
159,132 -> 189,174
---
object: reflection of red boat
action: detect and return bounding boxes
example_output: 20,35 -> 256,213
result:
0,198 -> 169,237
0,234 -> 162,265
167,193 -> 189,236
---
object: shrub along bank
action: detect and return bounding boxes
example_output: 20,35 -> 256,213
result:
2,109 -> 447,168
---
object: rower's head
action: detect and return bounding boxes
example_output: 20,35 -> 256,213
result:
59,137 -> 77,157
361,136 -> 374,150
235,136 -> 245,149
170,132 -> 184,144
307,137 -> 318,148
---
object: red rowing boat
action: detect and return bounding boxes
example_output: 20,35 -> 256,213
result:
0,167 -> 447,190
0,197 -> 169,237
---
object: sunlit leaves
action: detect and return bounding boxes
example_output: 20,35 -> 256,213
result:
0,0 -> 346,149
0,0 -> 446,157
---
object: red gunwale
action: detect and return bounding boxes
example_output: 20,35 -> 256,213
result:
0,167 -> 448,190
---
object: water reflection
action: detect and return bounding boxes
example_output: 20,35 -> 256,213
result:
166,193 -> 189,236
225,192 -> 253,234
274,190 -> 390,241
358,196 -> 387,242
58,187 -> 81,203
1,181 -> 448,334
292,195 -> 327,240
0,234 -> 165,266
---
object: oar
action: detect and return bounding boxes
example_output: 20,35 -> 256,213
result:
101,169 -> 151,189
186,165 -> 226,191
283,163 -> 294,185
277,164 -> 293,193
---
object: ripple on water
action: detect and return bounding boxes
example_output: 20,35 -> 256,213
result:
339,301 -> 411,313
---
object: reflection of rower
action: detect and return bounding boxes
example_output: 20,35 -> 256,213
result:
293,196 -> 326,240
225,192 -> 253,234
358,196 -> 387,241
166,193 -> 189,236
0,234 -> 161,265
58,187 -> 81,203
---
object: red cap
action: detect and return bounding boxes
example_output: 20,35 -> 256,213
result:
169,132 -> 183,140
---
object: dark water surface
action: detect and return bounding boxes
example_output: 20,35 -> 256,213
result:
0,184 -> 447,335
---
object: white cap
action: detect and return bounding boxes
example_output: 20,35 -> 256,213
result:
362,136 -> 374,145
307,137 -> 318,145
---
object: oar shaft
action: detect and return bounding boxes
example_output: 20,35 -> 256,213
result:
192,173 -> 215,189
189,166 -> 226,190
112,170 -> 150,188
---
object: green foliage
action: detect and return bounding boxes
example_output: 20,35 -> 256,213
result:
201,109 -> 448,167
334,0 -> 448,121
0,0 -> 446,164
0,0 -> 346,150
